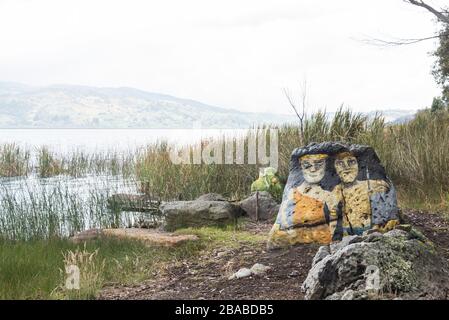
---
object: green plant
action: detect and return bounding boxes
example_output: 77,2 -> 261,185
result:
37,146 -> 65,178
0,143 -> 31,177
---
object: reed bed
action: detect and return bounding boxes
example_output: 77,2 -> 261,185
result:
0,143 -> 31,177
0,146 -> 138,178
0,176 -> 137,240
136,108 -> 449,211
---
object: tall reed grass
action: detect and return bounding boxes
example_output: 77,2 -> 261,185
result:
0,145 -> 138,178
0,143 -> 31,177
136,108 -> 449,210
0,176 -> 137,240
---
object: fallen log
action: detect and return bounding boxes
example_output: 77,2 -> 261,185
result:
108,193 -> 161,213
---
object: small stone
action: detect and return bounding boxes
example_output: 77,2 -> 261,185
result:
216,251 -> 227,258
288,270 -> 300,278
250,263 -> 271,275
228,268 -> 252,280
228,263 -> 271,280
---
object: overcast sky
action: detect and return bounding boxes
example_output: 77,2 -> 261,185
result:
0,0 -> 446,114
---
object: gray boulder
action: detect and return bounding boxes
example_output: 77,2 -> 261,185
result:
160,200 -> 243,231
239,191 -> 280,221
302,228 -> 449,300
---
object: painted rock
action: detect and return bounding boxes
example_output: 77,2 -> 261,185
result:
267,142 -> 399,249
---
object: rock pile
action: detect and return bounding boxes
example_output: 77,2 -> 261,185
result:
302,227 -> 449,300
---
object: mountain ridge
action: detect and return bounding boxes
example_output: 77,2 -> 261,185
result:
0,82 -> 417,128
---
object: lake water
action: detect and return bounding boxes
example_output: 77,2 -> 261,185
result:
0,128 -> 248,153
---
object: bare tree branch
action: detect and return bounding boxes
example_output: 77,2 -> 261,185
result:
300,79 -> 307,125
283,80 -> 308,145
359,0 -> 449,48
282,87 -> 302,122
404,0 -> 449,24
362,32 -> 449,46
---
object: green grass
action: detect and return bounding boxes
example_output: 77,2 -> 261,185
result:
175,224 -> 266,249
397,189 -> 449,215
0,237 -> 200,299
0,224 -> 264,299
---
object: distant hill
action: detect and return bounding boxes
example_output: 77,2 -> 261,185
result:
0,82 -> 295,128
0,82 -> 417,128
365,109 -> 417,124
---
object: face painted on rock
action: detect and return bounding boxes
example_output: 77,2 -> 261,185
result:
335,153 -> 359,183
300,154 -> 327,184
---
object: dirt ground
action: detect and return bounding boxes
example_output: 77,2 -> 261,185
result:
98,210 -> 449,300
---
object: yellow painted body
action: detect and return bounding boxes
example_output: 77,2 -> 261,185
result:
340,179 -> 389,230
268,183 -> 341,248
268,179 -> 398,248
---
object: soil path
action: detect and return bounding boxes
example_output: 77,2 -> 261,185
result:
98,210 -> 449,300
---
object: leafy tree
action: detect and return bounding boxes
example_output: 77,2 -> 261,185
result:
432,23 -> 449,104
430,96 -> 446,112
404,1 -> 449,104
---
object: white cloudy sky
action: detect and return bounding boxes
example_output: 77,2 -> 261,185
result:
0,0 -> 446,114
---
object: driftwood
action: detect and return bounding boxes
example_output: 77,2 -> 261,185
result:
108,193 -> 161,214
